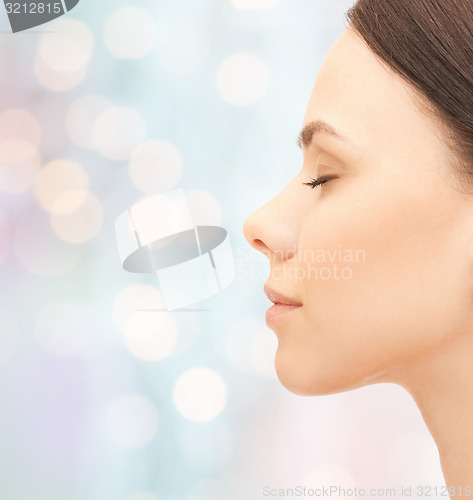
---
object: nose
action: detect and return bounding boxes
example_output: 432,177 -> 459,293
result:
242,180 -> 301,262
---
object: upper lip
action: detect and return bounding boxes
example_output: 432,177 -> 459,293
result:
264,283 -> 302,306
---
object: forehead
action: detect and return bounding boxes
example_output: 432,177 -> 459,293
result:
302,28 -> 446,162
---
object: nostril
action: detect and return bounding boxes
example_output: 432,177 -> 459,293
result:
275,249 -> 296,261
285,250 -> 296,260
242,205 -> 298,260
248,238 -> 269,255
247,239 -> 297,261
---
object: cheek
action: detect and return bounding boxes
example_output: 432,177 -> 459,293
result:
275,183 -> 469,395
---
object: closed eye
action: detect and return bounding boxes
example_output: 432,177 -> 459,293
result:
302,175 -> 336,189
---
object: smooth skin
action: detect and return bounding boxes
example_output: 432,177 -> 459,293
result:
243,26 -> 473,488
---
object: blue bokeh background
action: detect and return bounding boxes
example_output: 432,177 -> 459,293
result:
0,1 -> 446,499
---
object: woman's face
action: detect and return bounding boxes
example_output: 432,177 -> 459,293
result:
243,27 -> 473,396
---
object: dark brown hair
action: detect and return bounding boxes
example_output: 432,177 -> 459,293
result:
344,0 -> 473,189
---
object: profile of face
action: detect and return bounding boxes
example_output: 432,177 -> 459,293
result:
243,27 -> 473,397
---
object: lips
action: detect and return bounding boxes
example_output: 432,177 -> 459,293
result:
264,283 -> 302,306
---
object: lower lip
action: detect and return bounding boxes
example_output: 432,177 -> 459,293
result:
265,303 -> 302,325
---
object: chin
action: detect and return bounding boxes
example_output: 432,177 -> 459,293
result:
274,349 -> 343,396
273,346 -> 384,397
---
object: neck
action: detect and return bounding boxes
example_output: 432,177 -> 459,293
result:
390,330 -> 473,491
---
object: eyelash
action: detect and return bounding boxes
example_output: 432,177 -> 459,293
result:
302,175 -> 335,189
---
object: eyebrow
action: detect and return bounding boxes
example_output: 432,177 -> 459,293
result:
297,120 -> 348,149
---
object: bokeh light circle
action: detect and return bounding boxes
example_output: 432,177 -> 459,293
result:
34,55 -> 88,91
0,109 -> 41,147
35,159 -> 89,214
106,394 -> 159,448
104,7 -> 157,59
66,95 -> 112,149
93,106 -> 146,161
184,190 -> 223,226
127,194 -> 189,246
216,52 -> 269,106
129,140 -> 183,194
123,311 -> 179,362
38,19 -> 94,73
50,190 -> 103,244
305,463 -> 357,497
35,19 -> 93,91
0,139 -> 41,193
173,367 -> 227,422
